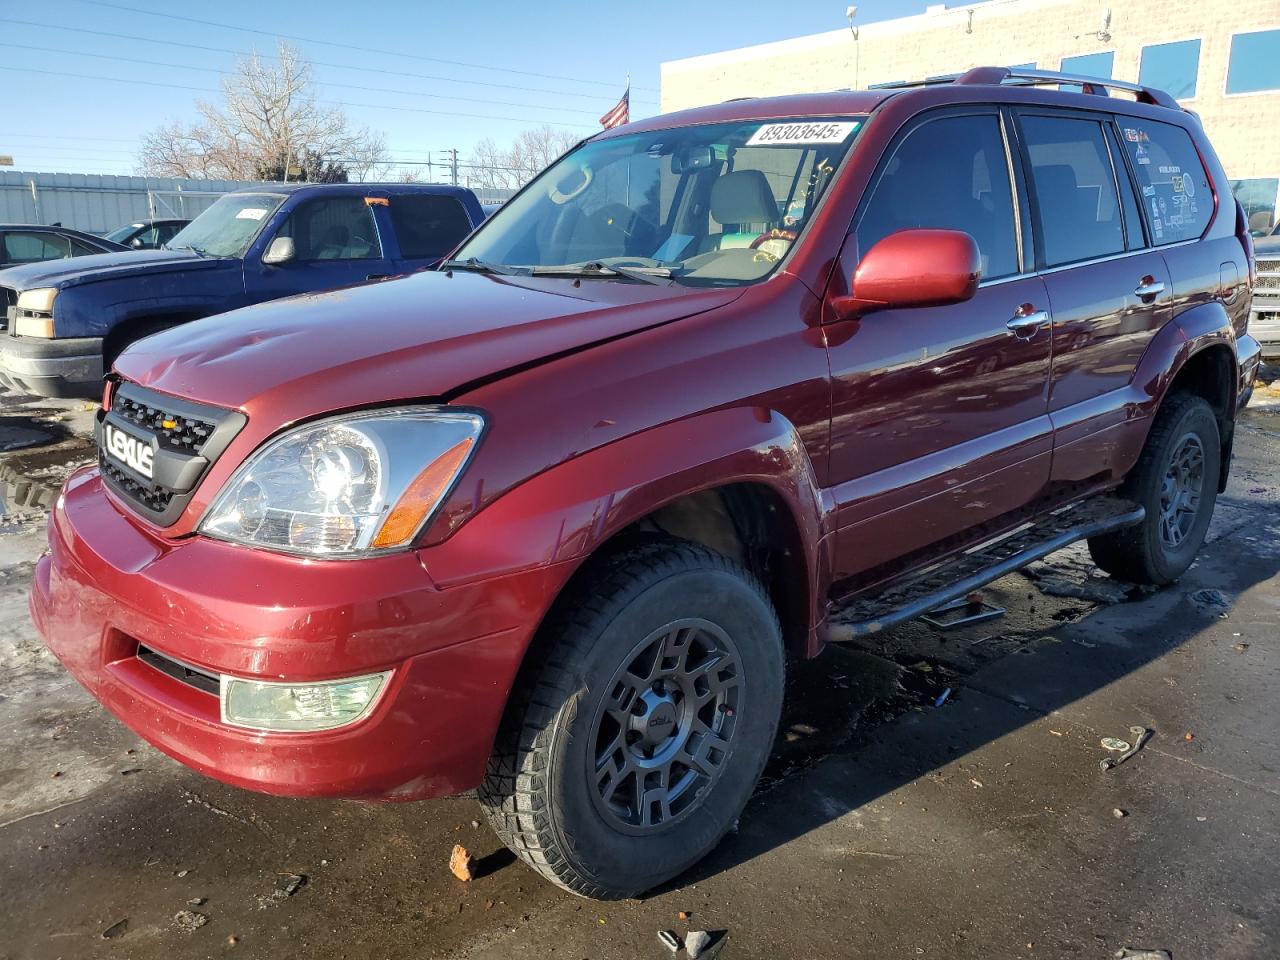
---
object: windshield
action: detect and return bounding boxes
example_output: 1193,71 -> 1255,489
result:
105,224 -> 140,243
453,117 -> 864,285
166,193 -> 285,258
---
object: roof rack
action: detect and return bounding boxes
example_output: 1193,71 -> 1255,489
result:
873,66 -> 1178,109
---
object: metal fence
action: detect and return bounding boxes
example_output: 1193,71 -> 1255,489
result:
0,171 -> 259,235
0,171 -> 515,234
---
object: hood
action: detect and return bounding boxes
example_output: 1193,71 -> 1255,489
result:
0,248 -> 216,290
115,269 -> 745,420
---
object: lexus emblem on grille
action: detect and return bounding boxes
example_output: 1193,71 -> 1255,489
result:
104,424 -> 155,479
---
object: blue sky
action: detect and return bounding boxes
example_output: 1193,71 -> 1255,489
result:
1,0 -> 927,177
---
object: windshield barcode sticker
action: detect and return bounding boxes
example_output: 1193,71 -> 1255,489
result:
746,121 -> 860,146
235,208 -> 268,220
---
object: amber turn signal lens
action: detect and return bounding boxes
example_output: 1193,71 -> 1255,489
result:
370,437 -> 474,548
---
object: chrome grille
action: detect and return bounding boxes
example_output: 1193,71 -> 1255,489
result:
1257,259 -> 1280,292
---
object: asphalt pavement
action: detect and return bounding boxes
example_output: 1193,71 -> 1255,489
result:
1,383 -> 1278,960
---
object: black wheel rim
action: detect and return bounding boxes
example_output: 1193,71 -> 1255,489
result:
588,618 -> 742,835
1159,432 -> 1205,549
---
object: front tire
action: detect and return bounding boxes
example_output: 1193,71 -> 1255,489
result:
1089,392 -> 1221,585
478,539 -> 784,899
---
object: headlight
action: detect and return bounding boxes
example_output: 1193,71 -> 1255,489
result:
221,671 -> 390,732
14,315 -> 55,338
17,287 -> 57,312
14,288 -> 57,337
200,407 -> 483,557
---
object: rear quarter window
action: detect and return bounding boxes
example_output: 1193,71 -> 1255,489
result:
389,195 -> 473,259
1117,120 -> 1211,245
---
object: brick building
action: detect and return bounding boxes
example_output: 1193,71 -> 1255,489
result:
660,0 -> 1280,231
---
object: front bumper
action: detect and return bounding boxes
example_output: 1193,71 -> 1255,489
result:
1251,302 -> 1280,359
31,468 -> 567,801
0,334 -> 103,398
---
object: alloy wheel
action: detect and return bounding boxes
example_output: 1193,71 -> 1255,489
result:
1158,432 -> 1205,549
588,618 -> 742,835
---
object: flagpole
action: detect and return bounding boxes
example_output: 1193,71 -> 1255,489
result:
624,73 -> 631,206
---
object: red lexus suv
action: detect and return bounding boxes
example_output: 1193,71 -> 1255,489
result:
31,67 -> 1260,899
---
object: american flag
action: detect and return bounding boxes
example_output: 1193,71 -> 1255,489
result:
600,86 -> 630,129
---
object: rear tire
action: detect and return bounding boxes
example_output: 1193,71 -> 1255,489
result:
1088,392 -> 1221,585
478,539 -> 784,900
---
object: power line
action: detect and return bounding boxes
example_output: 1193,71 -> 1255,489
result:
0,18 -> 658,104
0,65 -> 602,128
68,0 -> 656,92
0,42 -> 607,116
2,133 -> 139,143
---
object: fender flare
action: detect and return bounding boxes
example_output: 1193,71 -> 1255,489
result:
1132,300 -> 1236,413
423,406 -> 832,654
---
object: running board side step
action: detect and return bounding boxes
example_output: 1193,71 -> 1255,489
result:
826,496 -> 1145,641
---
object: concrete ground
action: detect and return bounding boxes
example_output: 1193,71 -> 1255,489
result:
1,379 -> 1278,960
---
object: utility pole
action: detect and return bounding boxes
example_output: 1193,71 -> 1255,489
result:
448,148 -> 459,187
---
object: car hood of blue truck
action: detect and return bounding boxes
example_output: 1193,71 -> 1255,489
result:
0,249 -> 234,338
1,248 -> 221,291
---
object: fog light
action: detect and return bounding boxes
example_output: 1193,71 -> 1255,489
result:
220,672 -> 390,732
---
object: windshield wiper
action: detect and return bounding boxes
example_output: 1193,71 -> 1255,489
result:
169,243 -> 210,258
532,261 -> 672,285
441,257 -> 528,277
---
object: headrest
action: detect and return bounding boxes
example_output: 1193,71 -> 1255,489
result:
711,170 -> 777,225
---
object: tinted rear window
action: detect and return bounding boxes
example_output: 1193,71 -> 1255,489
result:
1116,119 -> 1211,246
1021,115 -> 1125,267
389,195 -> 472,259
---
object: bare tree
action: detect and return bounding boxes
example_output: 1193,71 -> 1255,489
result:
469,125 -> 579,190
139,43 -> 389,182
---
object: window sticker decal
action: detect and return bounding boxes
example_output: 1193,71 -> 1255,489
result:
745,121 -> 861,146
235,208 -> 268,220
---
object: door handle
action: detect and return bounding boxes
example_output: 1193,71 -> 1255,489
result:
1006,309 -> 1049,338
1134,278 -> 1166,300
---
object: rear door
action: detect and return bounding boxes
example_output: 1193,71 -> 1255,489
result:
386,192 -> 478,272
826,107 -> 1054,580
246,194 -> 388,302
1014,110 -> 1172,483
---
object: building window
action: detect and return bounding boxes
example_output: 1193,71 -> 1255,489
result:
1231,178 -> 1280,235
1008,62 -> 1036,71
1059,51 -> 1113,94
1061,51 -> 1114,78
1139,39 -> 1201,100
1227,29 -> 1280,94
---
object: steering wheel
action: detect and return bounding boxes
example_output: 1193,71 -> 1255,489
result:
748,228 -> 798,262
549,165 -> 593,205
749,229 -> 798,249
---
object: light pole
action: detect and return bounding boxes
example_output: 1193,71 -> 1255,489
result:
846,5 -> 860,90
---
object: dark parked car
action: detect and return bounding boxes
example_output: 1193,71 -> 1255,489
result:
0,224 -> 126,270
32,67 -> 1259,899
0,183 -> 485,397
104,218 -> 190,250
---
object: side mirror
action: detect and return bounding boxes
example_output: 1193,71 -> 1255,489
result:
262,236 -> 296,265
830,228 -> 981,320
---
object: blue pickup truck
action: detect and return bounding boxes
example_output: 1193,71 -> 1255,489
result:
0,182 -> 485,398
